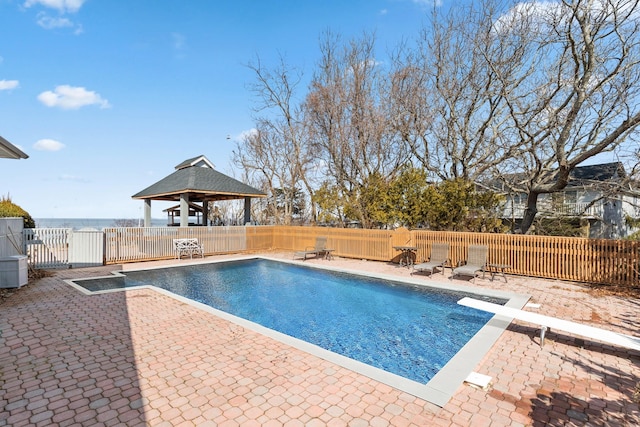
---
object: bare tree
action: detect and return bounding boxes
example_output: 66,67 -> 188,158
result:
388,0 -> 530,182
237,0 -> 640,235
398,0 -> 640,234
233,55 -> 316,225
492,0 -> 640,233
305,31 -> 410,228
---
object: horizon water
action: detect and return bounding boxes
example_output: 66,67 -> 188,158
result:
34,218 -> 167,230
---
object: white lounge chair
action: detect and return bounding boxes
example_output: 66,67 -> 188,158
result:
457,297 -> 640,351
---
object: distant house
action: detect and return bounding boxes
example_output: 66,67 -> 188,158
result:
0,136 -> 28,159
489,162 -> 640,239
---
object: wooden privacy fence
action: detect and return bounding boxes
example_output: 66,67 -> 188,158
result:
269,226 -> 640,287
410,230 -> 640,286
272,226 -> 401,262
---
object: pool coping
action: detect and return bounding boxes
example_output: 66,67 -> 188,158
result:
64,255 -> 530,408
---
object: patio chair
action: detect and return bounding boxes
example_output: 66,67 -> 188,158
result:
452,244 -> 488,283
293,236 -> 331,260
412,243 -> 450,277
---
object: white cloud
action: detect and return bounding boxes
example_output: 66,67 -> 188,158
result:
171,32 -> 187,59
25,0 -> 85,33
172,32 -> 186,50
24,0 -> 86,13
36,13 -> 73,29
37,85 -> 111,110
493,1 -> 562,35
411,0 -> 442,6
34,138 -> 65,151
58,174 -> 89,182
0,80 -> 20,90
237,128 -> 258,142
494,1 -> 640,35
35,12 -> 83,34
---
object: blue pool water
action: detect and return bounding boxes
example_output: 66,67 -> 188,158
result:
77,259 -> 502,384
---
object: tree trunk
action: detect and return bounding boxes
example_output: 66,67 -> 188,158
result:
517,192 -> 540,234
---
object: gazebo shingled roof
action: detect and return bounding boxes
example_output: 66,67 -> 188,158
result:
132,155 -> 265,226
131,164 -> 266,202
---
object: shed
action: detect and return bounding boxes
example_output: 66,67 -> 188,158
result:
132,155 -> 266,227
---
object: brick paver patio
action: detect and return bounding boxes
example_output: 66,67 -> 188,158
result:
1,253 -> 639,426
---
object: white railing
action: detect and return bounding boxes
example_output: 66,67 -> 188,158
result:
23,228 -> 70,268
23,226 -> 256,268
501,201 -> 604,219
103,226 -> 249,264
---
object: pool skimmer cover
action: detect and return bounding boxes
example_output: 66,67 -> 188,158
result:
464,372 -> 492,390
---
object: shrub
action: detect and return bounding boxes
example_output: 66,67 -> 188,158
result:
529,217 -> 589,237
0,196 -> 35,228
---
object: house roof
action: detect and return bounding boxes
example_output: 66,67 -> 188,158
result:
569,162 -> 626,183
484,162 -> 634,192
132,156 -> 265,202
0,136 -> 28,159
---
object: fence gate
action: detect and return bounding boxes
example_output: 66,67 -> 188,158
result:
23,228 -> 70,269
68,230 -> 104,267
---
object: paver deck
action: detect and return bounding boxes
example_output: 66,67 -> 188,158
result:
1,252 -> 639,426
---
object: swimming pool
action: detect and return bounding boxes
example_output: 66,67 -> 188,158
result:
69,257 -> 529,405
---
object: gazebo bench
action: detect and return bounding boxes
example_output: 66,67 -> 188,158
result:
173,238 -> 204,259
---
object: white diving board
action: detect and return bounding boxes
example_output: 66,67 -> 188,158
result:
457,297 -> 640,352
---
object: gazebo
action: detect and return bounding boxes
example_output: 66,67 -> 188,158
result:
132,155 -> 266,227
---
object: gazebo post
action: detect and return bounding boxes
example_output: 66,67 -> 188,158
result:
180,193 -> 189,227
144,200 -> 152,227
244,197 -> 251,225
202,201 -> 209,226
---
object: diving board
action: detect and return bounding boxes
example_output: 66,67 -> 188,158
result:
457,297 -> 640,352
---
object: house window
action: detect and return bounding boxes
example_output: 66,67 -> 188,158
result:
511,193 -> 527,204
565,190 -> 577,205
551,192 -> 563,205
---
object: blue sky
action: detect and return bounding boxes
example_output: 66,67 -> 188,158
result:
0,0 -> 442,220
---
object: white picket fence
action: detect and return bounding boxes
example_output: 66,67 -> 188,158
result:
103,226 -> 248,263
23,228 -> 105,269
22,226 -> 252,268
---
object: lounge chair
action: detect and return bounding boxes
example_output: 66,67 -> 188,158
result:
458,297 -> 640,351
452,244 -> 488,283
293,236 -> 332,260
412,243 -> 450,277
